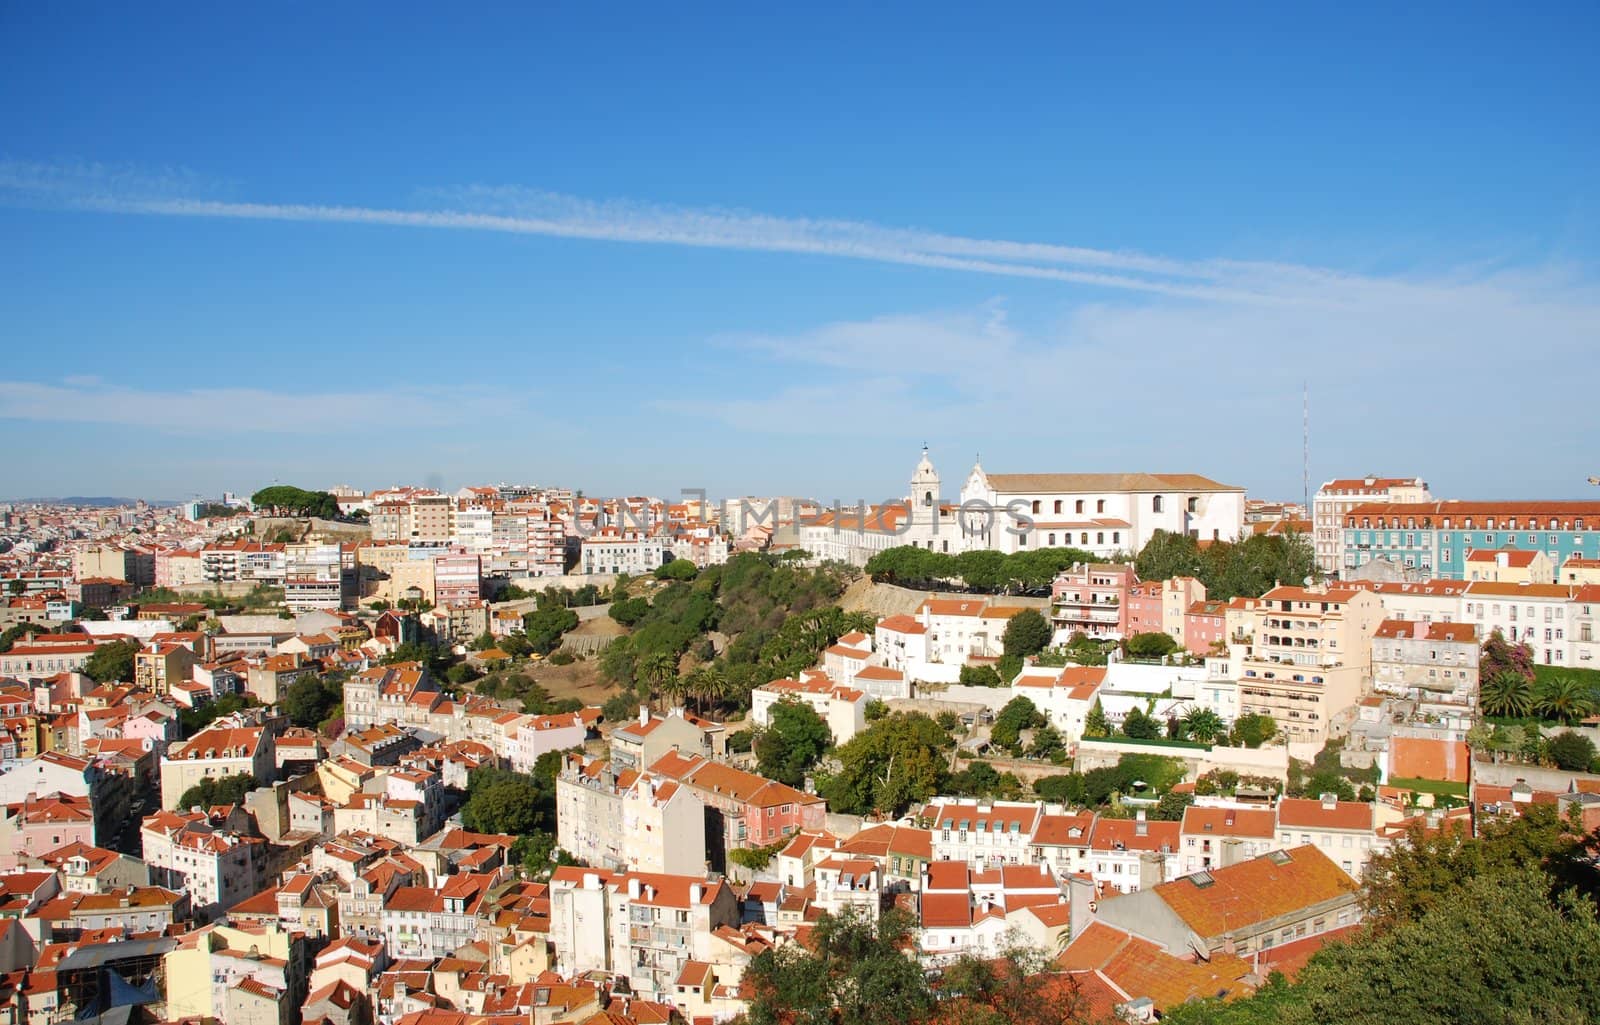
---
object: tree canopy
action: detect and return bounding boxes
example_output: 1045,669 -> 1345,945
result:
522,605 -> 580,654
818,712 -> 952,816
1134,529 -> 1316,601
177,772 -> 257,810
250,485 -> 339,518
1001,608 -> 1053,657
84,639 -> 139,683
864,545 -> 1098,593
755,700 -> 833,787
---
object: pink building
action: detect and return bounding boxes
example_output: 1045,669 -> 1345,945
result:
1183,600 -> 1228,655
433,553 -> 483,607
1050,564 -> 1134,640
1125,581 -> 1163,636
0,792 -> 97,869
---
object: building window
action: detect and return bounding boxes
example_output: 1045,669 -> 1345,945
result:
1031,500 -> 1041,514
1153,496 -> 1164,513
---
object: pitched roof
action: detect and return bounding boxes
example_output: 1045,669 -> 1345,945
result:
1151,845 -> 1358,939
983,473 -> 1242,494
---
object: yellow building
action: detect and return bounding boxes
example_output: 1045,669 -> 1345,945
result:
1237,585 -> 1384,745
1465,548 -> 1555,584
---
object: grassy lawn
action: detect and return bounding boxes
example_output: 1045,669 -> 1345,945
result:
1532,663 -> 1600,688
1386,776 -> 1469,797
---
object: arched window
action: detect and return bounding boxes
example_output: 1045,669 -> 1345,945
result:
1153,496 -> 1164,513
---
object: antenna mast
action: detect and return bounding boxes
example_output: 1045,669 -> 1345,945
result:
1302,382 -> 1310,515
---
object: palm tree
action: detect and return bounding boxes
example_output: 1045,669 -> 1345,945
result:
1480,671 -> 1534,719
636,650 -> 679,711
1182,707 -> 1224,745
688,664 -> 728,715
1533,675 -> 1599,725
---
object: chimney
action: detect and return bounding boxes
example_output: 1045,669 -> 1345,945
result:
1135,810 -> 1148,837
627,877 -> 642,899
638,705 -> 650,727
1068,874 -> 1096,938
1320,792 -> 1338,810
690,883 -> 703,904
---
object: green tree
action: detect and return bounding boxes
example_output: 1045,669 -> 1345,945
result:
818,713 -> 951,816
521,605 -> 579,654
461,766 -> 549,836
635,649 -> 680,709
1135,529 -> 1205,583
1033,773 -> 1086,805
1125,631 -> 1179,659
1083,698 -> 1111,739
653,558 -> 698,581
959,664 -> 1004,688
608,596 -> 651,626
280,672 -> 343,728
177,772 -> 257,810
1547,730 -> 1598,771
1288,869 -> 1600,1025
954,549 -> 1008,592
1001,609 -> 1053,657
250,484 -> 339,518
743,908 -> 933,1025
1182,707 -> 1225,744
468,631 -> 496,651
1150,790 -> 1195,821
1229,713 -> 1278,748
1120,706 -> 1161,740
755,700 -> 833,787
83,639 -> 139,683
1481,670 -> 1535,718
1533,675 -> 1599,724
990,696 -> 1045,755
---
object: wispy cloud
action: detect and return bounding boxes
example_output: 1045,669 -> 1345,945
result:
0,158 -> 1431,306
0,379 -> 517,434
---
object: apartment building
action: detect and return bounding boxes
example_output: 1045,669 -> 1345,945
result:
920,800 -> 1042,868
1089,815 -> 1181,894
1177,805 -> 1277,875
1236,585 -> 1385,744
1370,619 -> 1478,708
141,808 -> 268,920
159,726 -> 276,810
1126,575 -> 1207,646
1050,563 -> 1133,641
548,868 -> 740,1002
1463,582 -> 1576,666
555,755 -> 707,875
1313,476 -> 1431,576
1464,548 -> 1556,584
201,541 -> 287,585
1340,500 -> 1600,580
283,542 -> 353,612
580,530 -> 668,576
1274,797 -> 1382,879
432,552 -> 482,607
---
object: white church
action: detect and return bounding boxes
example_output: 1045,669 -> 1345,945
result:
798,449 -> 1246,567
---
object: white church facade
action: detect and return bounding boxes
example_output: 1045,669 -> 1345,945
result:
798,451 -> 1246,567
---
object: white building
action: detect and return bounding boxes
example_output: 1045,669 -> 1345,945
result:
1462,582 -> 1575,666
958,467 -> 1247,557
750,674 -> 868,745
580,530 -> 668,576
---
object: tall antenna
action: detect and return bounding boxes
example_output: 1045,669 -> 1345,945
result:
1302,382 -> 1310,514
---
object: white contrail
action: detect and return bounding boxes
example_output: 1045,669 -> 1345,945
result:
0,158 -> 1345,305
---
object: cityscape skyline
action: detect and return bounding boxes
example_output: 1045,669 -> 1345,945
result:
4,6 -> 1599,498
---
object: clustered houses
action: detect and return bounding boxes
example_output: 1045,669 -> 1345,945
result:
3,470 -> 1599,1025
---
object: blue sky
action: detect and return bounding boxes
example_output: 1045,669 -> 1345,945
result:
3,4 -> 1598,503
